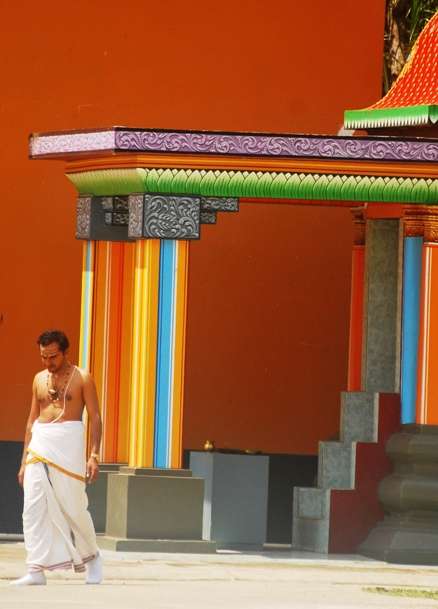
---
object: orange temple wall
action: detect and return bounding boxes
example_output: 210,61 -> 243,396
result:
0,1 -> 385,455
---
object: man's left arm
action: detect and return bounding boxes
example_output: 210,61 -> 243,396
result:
83,372 -> 102,484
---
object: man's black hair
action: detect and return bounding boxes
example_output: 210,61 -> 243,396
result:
37,330 -> 70,353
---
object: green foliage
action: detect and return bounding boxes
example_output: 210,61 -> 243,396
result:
409,0 -> 437,42
383,1 -> 437,92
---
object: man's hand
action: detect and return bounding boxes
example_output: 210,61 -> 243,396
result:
17,464 -> 26,488
86,457 -> 99,484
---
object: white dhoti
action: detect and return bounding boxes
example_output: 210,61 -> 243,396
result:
23,420 -> 98,573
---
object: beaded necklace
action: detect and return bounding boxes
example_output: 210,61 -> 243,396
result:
47,365 -> 77,424
46,363 -> 73,404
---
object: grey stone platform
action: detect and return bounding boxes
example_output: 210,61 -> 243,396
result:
87,463 -> 123,533
190,452 -> 269,549
98,466 -> 216,553
293,392 -> 383,553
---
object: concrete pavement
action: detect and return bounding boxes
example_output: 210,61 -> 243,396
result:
2,541 -> 438,608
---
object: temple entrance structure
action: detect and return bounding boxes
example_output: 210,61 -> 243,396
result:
29,13 -> 438,560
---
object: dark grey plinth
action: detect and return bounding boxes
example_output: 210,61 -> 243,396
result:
189,452 -> 269,549
360,515 -> 438,564
100,467 -> 215,553
0,441 -> 24,534
360,424 -> 438,564
86,463 -> 123,533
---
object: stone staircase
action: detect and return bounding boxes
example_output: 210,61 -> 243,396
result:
292,391 -> 400,553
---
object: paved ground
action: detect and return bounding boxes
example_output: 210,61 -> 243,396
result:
2,542 -> 438,608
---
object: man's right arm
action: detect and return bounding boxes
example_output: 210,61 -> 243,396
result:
18,377 -> 40,487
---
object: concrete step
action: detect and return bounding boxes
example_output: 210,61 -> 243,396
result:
340,392 -> 378,444
317,442 -> 355,490
292,488 -> 330,553
317,393 -> 379,491
292,392 -> 400,554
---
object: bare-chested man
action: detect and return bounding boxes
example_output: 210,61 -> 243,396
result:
11,329 -> 103,586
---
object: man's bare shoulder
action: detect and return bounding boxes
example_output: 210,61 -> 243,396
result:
34,370 -> 47,383
75,367 -> 95,384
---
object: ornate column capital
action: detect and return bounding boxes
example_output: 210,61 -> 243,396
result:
403,205 -> 427,238
404,205 -> 438,242
351,207 -> 366,245
423,208 -> 438,243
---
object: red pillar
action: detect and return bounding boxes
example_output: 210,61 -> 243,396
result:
347,209 -> 365,391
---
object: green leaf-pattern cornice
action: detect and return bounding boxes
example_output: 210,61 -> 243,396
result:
67,168 -> 438,205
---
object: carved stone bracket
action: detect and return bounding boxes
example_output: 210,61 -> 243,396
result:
128,194 -> 239,238
200,211 -> 217,225
128,195 -> 144,239
102,196 -> 129,226
76,195 -> 132,241
77,194 -> 240,241
76,196 -> 92,239
143,194 -> 201,240
201,197 -> 239,212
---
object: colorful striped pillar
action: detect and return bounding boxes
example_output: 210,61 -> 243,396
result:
347,209 -> 365,391
128,239 -> 189,469
75,194 -> 206,469
416,211 -> 438,424
79,240 -> 135,463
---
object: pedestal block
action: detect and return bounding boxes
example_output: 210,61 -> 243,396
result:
98,467 -> 216,553
360,424 -> 438,564
190,452 -> 269,549
86,463 -> 123,533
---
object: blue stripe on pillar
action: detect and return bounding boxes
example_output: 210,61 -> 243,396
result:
154,240 -> 176,467
401,236 -> 423,423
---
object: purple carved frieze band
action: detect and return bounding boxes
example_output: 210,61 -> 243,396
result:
115,130 -> 438,163
30,128 -> 438,163
30,130 -> 116,157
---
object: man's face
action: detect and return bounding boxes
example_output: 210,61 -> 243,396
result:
40,342 -> 66,373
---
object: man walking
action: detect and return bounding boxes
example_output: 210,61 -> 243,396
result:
11,330 -> 103,585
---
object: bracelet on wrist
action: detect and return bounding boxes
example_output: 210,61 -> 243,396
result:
89,452 -> 100,462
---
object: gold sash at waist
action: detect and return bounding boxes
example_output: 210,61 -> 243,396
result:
26,448 -> 86,483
